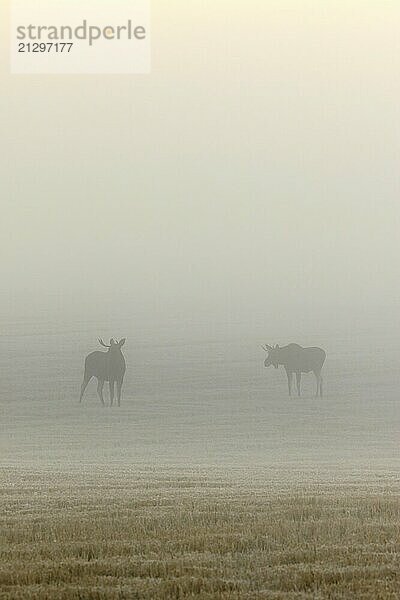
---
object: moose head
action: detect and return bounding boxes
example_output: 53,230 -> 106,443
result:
261,344 -> 280,369
99,338 -> 126,353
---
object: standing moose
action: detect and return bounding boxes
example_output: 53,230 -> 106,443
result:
80,338 -> 126,406
262,343 -> 326,397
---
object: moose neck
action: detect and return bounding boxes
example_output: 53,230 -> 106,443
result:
275,346 -> 288,365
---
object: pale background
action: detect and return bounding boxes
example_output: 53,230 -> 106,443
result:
1,1 -> 399,336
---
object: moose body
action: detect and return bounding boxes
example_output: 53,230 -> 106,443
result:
80,339 -> 126,406
262,343 -> 326,397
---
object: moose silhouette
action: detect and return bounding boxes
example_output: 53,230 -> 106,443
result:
80,338 -> 126,406
262,343 -> 326,397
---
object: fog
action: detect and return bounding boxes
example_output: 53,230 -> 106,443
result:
0,2 -> 400,477
0,1 -> 398,342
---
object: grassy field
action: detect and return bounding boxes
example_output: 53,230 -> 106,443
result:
1,467 -> 399,599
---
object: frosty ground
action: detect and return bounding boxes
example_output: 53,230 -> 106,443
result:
1,466 -> 399,599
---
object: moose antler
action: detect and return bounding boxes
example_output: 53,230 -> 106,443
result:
99,339 -> 110,348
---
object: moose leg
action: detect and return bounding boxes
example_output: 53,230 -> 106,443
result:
314,371 -> 322,398
109,380 -> 115,406
319,375 -> 324,398
116,380 -> 123,407
296,372 -> 301,397
285,368 -> 293,396
97,379 -> 105,406
80,374 -> 92,402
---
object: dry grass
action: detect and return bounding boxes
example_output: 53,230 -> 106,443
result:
1,468 -> 399,599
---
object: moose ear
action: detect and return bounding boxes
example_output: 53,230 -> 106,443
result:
110,338 -> 116,346
119,338 -> 126,347
275,344 -> 279,349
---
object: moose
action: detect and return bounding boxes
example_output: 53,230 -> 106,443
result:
80,339 -> 126,406
262,343 -> 326,397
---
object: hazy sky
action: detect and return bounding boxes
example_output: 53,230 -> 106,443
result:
1,1 -> 399,338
